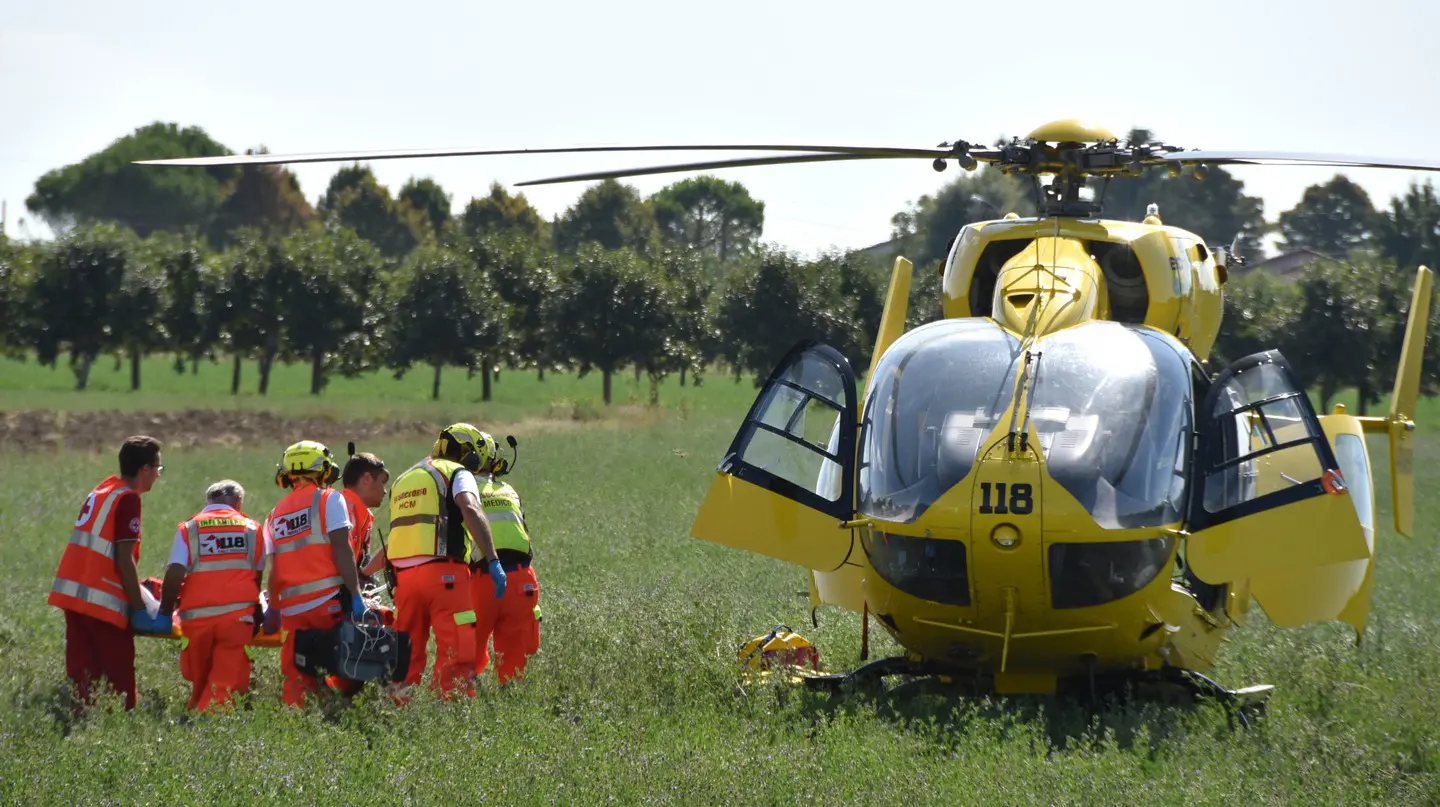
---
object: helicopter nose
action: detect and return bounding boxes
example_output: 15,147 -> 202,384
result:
968,455 -> 1048,619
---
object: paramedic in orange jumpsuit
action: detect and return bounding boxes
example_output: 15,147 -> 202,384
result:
158,480 -> 264,711
262,440 -> 364,707
326,451 -> 390,697
49,435 -> 166,711
470,436 -> 541,684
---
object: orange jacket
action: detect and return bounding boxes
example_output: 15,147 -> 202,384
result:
49,476 -> 137,628
266,484 -> 343,614
342,487 -> 374,569
175,505 -> 262,626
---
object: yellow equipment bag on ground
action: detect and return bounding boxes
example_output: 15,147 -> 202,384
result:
739,625 -> 820,684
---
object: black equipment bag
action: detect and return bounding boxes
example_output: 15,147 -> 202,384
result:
293,615 -> 411,684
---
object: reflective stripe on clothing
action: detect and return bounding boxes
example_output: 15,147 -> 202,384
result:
478,478 -> 531,554
178,601 -> 254,621
175,506 -> 263,628
51,578 -> 129,615
266,485 -> 347,613
387,458 -> 472,563
49,478 -> 136,628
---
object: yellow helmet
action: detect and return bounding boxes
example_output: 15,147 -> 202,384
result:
274,440 -> 339,488
433,423 -> 496,473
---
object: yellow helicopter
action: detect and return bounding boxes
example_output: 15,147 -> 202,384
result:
141,119 -> 1440,704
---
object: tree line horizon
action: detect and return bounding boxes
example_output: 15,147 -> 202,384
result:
2,121 -> 1438,408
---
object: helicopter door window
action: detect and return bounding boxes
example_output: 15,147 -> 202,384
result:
1192,352 -> 1339,529
723,342 -> 858,518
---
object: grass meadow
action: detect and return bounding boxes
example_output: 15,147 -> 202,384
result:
1,357 -> 1439,804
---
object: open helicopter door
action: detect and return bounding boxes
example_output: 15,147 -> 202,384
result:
1185,351 -> 1368,627
691,341 -> 858,571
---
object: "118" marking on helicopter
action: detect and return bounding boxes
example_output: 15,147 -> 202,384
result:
977,482 -> 1034,515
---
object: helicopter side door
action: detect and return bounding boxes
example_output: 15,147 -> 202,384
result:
690,341 -> 858,571
1185,351 -> 1366,588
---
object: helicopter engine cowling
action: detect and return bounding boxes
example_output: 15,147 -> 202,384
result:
990,237 -> 1107,336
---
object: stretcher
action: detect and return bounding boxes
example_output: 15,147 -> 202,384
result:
134,578 -> 394,648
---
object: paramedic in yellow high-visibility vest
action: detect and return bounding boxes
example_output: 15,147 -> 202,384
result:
468,429 -> 541,684
385,423 -> 505,698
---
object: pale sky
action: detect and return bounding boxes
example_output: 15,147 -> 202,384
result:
3,0 -> 1438,257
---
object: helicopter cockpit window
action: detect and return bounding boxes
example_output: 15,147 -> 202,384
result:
1028,322 -> 1193,529
735,350 -> 849,504
858,319 -> 1022,523
1200,360 -> 1323,515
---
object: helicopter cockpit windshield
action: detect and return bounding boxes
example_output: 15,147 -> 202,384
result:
857,319 -> 1193,528
858,319 -> 1023,522
1029,322 -> 1193,529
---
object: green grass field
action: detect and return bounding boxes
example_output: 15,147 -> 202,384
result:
2,373 -> 1439,804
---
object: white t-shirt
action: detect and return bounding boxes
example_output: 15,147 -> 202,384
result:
263,488 -> 353,615
167,504 -> 265,571
391,468 -> 480,569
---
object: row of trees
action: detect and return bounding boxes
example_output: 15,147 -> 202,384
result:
0,221 -> 887,403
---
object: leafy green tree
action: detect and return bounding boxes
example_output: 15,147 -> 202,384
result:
208,150 -> 316,247
1375,180 -> 1440,271
1287,259 -> 1390,413
322,167 -> 427,257
1100,128 -> 1266,249
460,183 -> 550,243
0,239 -> 38,359
215,231 -> 299,395
282,228 -> 387,394
651,176 -> 764,263
317,165 -> 372,215
399,177 -> 452,239
1277,175 -> 1377,258
146,233 -> 217,375
891,166 -> 1035,269
468,233 -> 560,386
29,224 -> 134,389
552,245 -> 672,404
1211,268 -> 1300,368
651,248 -> 717,387
716,248 -> 853,382
112,248 -> 168,390
386,246 -> 505,400
27,123 -> 235,237
555,180 -> 658,254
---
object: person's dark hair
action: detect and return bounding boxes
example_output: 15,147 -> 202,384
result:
118,436 -> 161,478
342,452 -> 387,487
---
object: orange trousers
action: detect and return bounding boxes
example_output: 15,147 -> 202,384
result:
473,565 -> 541,684
279,600 -> 344,708
180,616 -> 255,711
394,561 -> 476,696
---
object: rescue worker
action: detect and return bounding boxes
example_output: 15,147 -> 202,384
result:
341,451 -> 390,580
157,480 -> 263,711
470,431 -> 541,684
262,440 -> 363,708
49,435 -> 166,711
325,451 -> 390,699
386,423 -> 507,698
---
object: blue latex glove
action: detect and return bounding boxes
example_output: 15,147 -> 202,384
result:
488,560 -> 507,599
262,607 -> 281,634
350,593 -> 367,621
153,612 -> 174,636
129,610 -> 157,633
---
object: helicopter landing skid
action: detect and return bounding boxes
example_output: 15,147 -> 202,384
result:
1153,667 -> 1274,728
799,656 -> 978,694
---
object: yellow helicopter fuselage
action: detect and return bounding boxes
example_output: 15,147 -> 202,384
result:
693,211 -> 1429,694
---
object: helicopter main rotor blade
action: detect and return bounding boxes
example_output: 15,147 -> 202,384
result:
1158,150 -> 1440,172
135,143 -> 952,167
513,152 -> 933,186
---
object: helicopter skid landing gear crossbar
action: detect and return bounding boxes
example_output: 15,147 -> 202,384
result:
799,657 -> 1273,727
